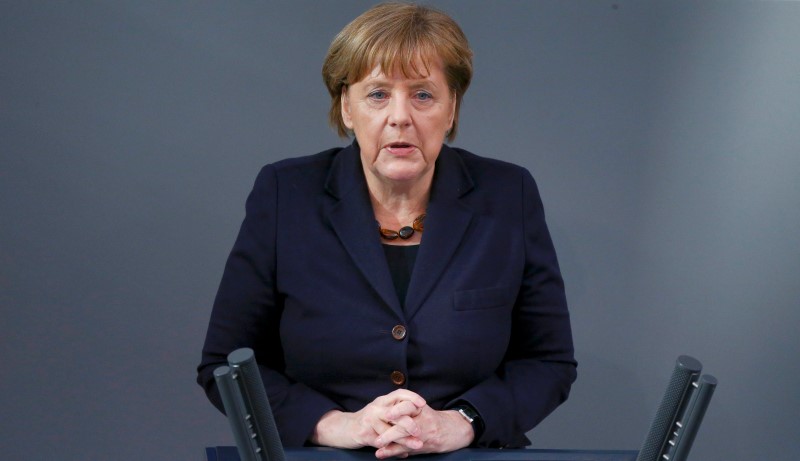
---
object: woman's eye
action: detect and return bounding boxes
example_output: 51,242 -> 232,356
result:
368,91 -> 388,100
416,91 -> 433,101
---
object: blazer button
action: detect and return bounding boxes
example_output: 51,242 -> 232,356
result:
390,371 -> 406,386
391,325 -> 407,340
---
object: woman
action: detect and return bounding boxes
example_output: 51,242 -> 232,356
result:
197,3 -> 576,458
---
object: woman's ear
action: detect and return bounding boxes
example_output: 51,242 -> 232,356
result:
447,92 -> 457,131
341,89 -> 354,130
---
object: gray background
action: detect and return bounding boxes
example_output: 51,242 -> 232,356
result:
2,1 -> 798,460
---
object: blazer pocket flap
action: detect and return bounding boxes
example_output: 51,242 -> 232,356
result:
453,285 -> 513,311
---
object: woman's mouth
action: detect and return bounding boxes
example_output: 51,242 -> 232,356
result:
384,142 -> 416,156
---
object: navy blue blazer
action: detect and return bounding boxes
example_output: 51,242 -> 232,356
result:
197,142 -> 576,448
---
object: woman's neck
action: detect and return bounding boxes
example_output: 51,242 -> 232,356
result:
366,173 -> 430,217
366,173 -> 431,243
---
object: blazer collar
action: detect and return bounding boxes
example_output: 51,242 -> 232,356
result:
405,145 -> 474,318
324,141 -> 475,319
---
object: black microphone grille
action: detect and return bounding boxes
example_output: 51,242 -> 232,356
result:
636,355 -> 702,461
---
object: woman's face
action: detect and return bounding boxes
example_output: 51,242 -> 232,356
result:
341,58 -> 456,187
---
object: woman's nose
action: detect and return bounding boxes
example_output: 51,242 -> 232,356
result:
387,97 -> 412,127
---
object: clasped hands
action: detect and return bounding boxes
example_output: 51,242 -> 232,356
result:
311,389 -> 474,459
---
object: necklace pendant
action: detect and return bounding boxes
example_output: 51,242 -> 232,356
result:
398,226 -> 415,239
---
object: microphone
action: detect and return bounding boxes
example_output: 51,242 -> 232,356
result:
664,374 -> 717,461
213,348 -> 286,461
636,355 -> 702,461
214,366 -> 257,460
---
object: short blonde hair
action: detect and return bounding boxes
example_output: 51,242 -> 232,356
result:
322,2 -> 473,142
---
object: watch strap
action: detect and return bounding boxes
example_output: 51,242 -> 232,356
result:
450,403 -> 485,442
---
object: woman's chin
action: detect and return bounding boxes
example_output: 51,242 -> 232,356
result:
378,169 -> 429,184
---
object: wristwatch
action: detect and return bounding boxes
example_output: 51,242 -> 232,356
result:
451,403 -> 485,441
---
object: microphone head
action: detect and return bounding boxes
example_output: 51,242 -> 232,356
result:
676,355 -> 702,373
227,347 -> 256,367
213,365 -> 231,378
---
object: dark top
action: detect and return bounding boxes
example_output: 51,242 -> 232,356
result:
382,244 -> 420,309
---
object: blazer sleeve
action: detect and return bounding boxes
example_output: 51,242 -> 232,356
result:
450,168 -> 577,447
196,165 -> 341,446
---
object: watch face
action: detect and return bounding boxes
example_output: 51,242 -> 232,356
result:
457,408 -> 475,423
453,404 -> 485,442
456,405 -> 479,422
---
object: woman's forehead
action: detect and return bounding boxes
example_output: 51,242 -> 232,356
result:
356,51 -> 440,83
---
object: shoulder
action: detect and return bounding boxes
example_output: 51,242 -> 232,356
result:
445,146 -> 536,188
240,147 -> 348,211
260,146 -> 344,176
449,146 -> 531,175
249,146 -> 347,189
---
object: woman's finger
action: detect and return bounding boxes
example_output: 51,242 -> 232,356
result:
386,399 -> 423,421
375,439 -> 421,459
376,389 -> 426,408
375,421 -> 423,449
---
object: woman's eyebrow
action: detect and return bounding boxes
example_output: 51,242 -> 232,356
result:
407,79 -> 439,89
361,77 -> 440,89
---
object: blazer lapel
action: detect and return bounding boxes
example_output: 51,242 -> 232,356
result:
404,146 -> 475,319
324,143 -> 403,315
